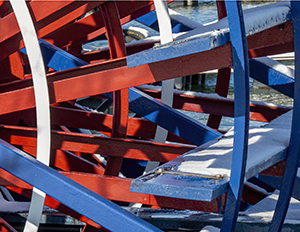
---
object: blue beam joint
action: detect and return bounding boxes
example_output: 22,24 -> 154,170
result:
221,1 -> 250,231
268,2 -> 300,231
103,88 -> 222,146
20,39 -> 89,71
0,139 -> 162,232
249,58 -> 294,98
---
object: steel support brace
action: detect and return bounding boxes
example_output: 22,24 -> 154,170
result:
268,2 -> 300,231
0,139 -> 162,232
221,1 -> 249,231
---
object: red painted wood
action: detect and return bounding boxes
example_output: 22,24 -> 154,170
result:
247,21 -> 293,51
259,160 -> 286,177
0,44 -> 232,116
82,224 -> 107,232
0,126 -> 106,174
206,67 -> 231,130
138,88 -> 291,123
100,2 -> 129,176
45,1 -> 154,53
206,0 -> 230,130
0,1 -> 105,61
216,0 -> 227,20
0,217 -> 17,232
0,52 -> 24,84
248,42 -> 294,59
0,1 -> 13,17
0,125 -> 194,162
16,106 -> 189,144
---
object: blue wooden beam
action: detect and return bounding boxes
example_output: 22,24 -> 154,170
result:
249,57 -> 294,98
259,175 -> 300,202
126,30 -> 230,68
103,88 -> 222,146
20,40 -> 89,70
0,139 -> 162,232
220,1 -> 250,231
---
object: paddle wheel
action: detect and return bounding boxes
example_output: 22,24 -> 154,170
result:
0,0 -> 298,231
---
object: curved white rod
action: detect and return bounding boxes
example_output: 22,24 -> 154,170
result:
145,0 -> 174,173
10,1 -> 51,231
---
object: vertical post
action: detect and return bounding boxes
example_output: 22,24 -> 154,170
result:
144,0 -> 174,173
221,1 -> 249,231
10,1 -> 51,231
207,0 -> 231,130
100,1 -> 129,176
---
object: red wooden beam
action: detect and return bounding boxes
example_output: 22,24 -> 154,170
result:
18,105 -> 191,144
44,1 -> 155,53
0,1 -> 106,61
138,88 -> 291,123
101,1 -> 129,176
0,125 -> 194,162
0,217 -> 17,232
247,21 -> 293,51
0,44 -> 232,116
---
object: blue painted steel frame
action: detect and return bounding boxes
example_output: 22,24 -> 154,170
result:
21,40 -> 222,146
221,1 -> 249,231
0,139 -> 162,232
268,2 -> 300,231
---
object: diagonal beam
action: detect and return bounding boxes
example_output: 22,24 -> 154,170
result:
250,57 -> 294,98
0,139 -> 162,232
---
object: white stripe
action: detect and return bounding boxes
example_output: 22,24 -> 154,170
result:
145,0 -> 174,173
10,1 -> 51,231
